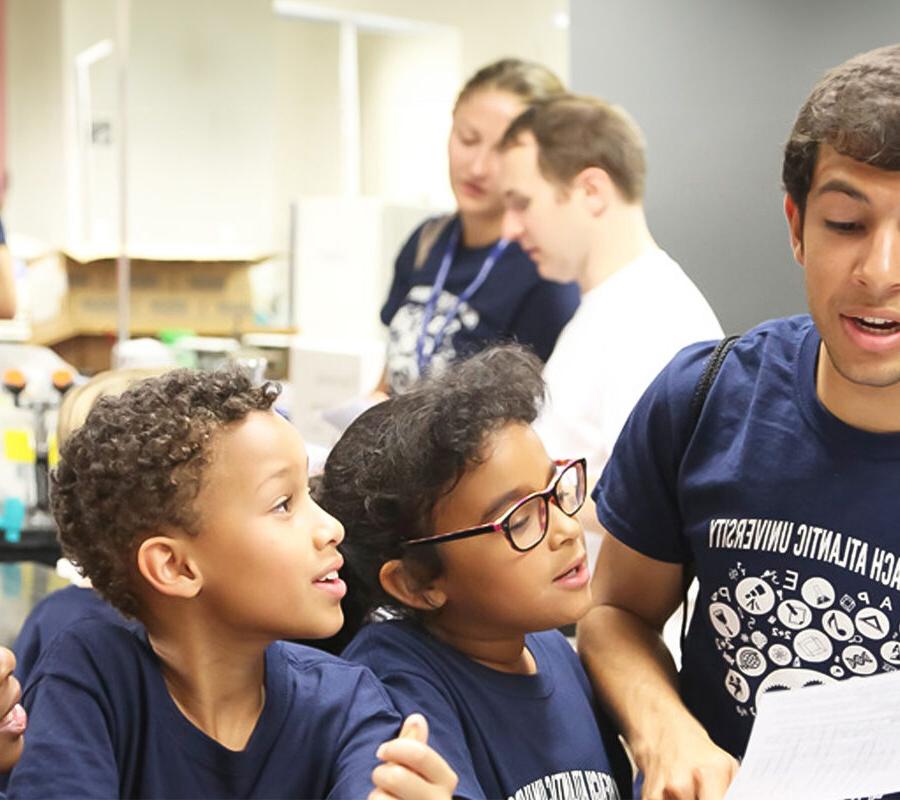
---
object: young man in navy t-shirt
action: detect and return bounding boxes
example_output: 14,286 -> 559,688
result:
577,44 -> 900,800
6,369 -> 456,799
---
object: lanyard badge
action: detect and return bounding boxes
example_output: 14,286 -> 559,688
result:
415,219 -> 510,376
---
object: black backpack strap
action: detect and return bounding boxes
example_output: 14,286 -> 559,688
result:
680,334 -> 740,655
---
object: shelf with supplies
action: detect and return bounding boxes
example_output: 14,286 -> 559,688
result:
0,522 -> 61,566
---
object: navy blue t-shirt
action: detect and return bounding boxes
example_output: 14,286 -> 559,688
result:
595,315 -> 900,765
12,586 -> 128,689
7,619 -> 401,799
343,620 -> 625,800
381,216 -> 580,394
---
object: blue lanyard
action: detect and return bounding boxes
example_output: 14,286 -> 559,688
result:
415,219 -> 510,376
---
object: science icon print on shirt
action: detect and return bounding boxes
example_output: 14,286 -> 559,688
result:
704,516 -> 900,720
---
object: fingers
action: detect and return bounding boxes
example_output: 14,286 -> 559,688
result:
0,703 -> 26,740
371,761 -> 441,800
375,739 -> 456,788
695,760 -> 738,800
643,757 -> 739,800
0,650 -> 20,720
373,715 -> 458,800
0,647 -> 26,772
398,713 -> 428,744
0,647 -> 15,688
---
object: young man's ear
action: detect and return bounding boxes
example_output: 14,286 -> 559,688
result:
136,535 -> 203,600
784,193 -> 805,265
574,166 -> 612,216
379,560 -> 446,611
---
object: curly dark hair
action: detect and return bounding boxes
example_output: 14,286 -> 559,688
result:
315,345 -> 545,644
51,368 -> 280,618
783,43 -> 900,223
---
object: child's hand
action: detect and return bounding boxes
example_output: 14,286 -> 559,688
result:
370,713 -> 458,800
0,646 -> 26,773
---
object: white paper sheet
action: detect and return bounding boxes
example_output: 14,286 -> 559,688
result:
725,670 -> 900,800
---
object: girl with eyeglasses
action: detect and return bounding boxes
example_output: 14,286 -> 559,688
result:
317,345 -> 629,800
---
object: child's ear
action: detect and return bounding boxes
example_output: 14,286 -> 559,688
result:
379,560 -> 446,611
136,536 -> 203,600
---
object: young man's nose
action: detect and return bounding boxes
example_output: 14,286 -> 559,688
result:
854,224 -> 900,292
502,210 -> 523,242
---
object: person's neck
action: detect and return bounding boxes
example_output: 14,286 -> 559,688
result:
145,609 -> 269,751
816,342 -> 900,433
579,203 -> 658,294
458,210 -> 502,248
424,616 -> 535,675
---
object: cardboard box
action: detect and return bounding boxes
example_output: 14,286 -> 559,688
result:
29,249 -> 270,344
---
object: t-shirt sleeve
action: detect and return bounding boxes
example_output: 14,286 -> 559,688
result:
592,340 -> 717,563
378,671 -> 484,800
326,669 -> 402,800
380,224 -> 424,327
506,278 -> 580,362
8,673 -> 119,799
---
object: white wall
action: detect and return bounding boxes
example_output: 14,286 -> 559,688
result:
5,0 -> 569,333
291,0 -> 570,85
125,0 -> 277,254
5,0 -> 67,246
358,28 -> 459,206
6,0 -> 569,245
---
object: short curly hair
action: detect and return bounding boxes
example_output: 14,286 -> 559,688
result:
316,344 -> 545,642
51,368 -> 280,618
783,43 -> 900,223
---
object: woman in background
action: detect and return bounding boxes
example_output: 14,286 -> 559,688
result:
378,59 -> 579,395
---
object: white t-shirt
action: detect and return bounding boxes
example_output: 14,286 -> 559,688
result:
536,248 -> 723,513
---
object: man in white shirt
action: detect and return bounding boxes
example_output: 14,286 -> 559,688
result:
499,94 -> 722,557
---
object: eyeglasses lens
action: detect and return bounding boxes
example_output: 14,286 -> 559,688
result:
508,497 -> 547,550
557,462 -> 585,515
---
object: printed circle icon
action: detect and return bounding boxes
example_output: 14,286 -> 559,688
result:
750,631 -> 768,650
793,629 -> 833,663
735,647 -> 767,677
842,644 -> 877,675
880,641 -> 900,666
736,578 -> 775,616
776,599 -> 812,630
821,609 -> 854,642
800,577 -> 835,609
768,643 -> 792,666
709,603 -> 741,639
854,607 -> 889,641
725,669 -> 750,703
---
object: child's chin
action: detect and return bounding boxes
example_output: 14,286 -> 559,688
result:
549,597 -> 594,631
301,611 -> 345,641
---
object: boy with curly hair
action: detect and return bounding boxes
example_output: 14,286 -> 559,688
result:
6,368 -> 456,799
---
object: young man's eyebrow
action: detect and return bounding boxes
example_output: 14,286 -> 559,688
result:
815,179 -> 869,203
480,463 -> 557,523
